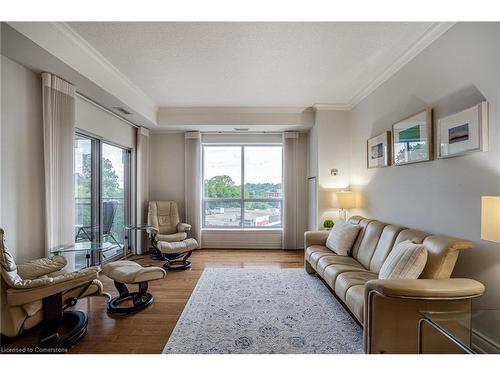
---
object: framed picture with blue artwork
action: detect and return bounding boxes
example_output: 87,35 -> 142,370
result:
367,131 -> 391,168
392,109 -> 433,166
437,101 -> 489,158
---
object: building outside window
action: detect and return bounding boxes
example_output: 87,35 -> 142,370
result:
202,145 -> 283,228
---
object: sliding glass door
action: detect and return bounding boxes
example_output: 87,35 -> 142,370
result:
74,134 -> 98,268
73,132 -> 131,267
100,142 -> 130,260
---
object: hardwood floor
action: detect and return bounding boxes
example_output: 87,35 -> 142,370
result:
3,249 -> 304,354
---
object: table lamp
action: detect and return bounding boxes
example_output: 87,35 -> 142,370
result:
481,196 -> 500,243
336,191 -> 356,221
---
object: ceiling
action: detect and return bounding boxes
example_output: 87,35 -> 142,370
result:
67,22 -> 438,108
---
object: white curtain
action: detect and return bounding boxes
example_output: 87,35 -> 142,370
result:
136,126 -> 150,255
185,131 -> 202,246
42,73 -> 76,256
283,131 -> 308,249
283,132 -> 299,249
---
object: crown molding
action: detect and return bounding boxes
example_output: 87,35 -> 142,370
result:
312,103 -> 350,111
157,106 -> 313,114
346,22 -> 456,110
54,22 -> 156,110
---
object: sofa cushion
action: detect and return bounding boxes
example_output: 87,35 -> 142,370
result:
325,221 -> 361,256
394,229 -> 428,246
305,244 -> 329,259
368,224 -> 405,273
345,285 -> 365,323
379,240 -> 428,280
350,219 -> 372,258
305,245 -> 333,268
352,220 -> 386,269
316,254 -> 364,276
334,271 -> 378,301
323,263 -> 366,289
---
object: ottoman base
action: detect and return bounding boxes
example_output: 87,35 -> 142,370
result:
101,261 -> 166,316
150,238 -> 199,271
107,281 -> 154,316
162,251 -> 193,271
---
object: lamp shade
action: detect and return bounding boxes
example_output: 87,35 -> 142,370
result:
481,196 -> 500,243
336,191 -> 356,209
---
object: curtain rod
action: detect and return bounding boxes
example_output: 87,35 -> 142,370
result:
75,92 -> 140,129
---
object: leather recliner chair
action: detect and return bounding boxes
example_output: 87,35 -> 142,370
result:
0,228 -> 103,348
147,201 -> 199,270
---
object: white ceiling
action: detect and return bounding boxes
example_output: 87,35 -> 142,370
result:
67,22 -> 438,108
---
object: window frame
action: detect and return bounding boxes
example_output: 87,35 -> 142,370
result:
202,144 -> 283,229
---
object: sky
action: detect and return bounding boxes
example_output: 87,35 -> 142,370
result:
204,146 -> 282,185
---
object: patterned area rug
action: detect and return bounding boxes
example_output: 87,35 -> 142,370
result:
163,268 -> 363,354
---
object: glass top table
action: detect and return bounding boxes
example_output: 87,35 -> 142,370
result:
50,242 -> 119,268
124,224 -> 154,230
419,310 -> 500,354
122,224 -> 154,259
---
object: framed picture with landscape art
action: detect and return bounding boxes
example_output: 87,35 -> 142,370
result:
367,131 -> 391,168
392,108 -> 433,166
437,101 -> 489,158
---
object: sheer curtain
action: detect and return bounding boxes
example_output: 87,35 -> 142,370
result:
41,73 -> 76,256
184,131 -> 202,246
283,131 -> 308,249
283,132 -> 299,249
136,126 -> 150,254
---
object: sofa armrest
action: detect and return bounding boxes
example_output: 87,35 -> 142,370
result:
365,278 -> 485,300
17,256 -> 67,280
304,231 -> 329,249
364,278 -> 485,354
177,222 -> 192,232
6,267 -> 100,306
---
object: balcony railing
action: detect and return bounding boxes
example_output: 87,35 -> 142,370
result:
75,196 -> 126,244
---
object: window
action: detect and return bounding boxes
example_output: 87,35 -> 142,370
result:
74,132 -> 131,268
203,145 -> 283,228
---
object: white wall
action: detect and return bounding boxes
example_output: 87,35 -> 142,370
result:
149,133 -> 186,220
348,23 -> 500,308
310,110 -> 351,228
1,56 -> 45,262
75,96 -> 136,149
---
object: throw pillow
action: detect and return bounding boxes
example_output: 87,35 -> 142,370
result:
379,240 -> 428,279
325,221 -> 361,256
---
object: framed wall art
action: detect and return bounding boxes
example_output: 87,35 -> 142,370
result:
392,109 -> 433,166
437,101 -> 488,158
367,131 -> 391,168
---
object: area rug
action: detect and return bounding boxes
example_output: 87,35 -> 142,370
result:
163,267 -> 363,354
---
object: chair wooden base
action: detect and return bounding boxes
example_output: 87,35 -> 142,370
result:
39,311 -> 89,349
162,251 -> 193,271
107,281 -> 154,316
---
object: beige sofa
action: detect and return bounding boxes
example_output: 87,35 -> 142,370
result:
304,216 -> 485,354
